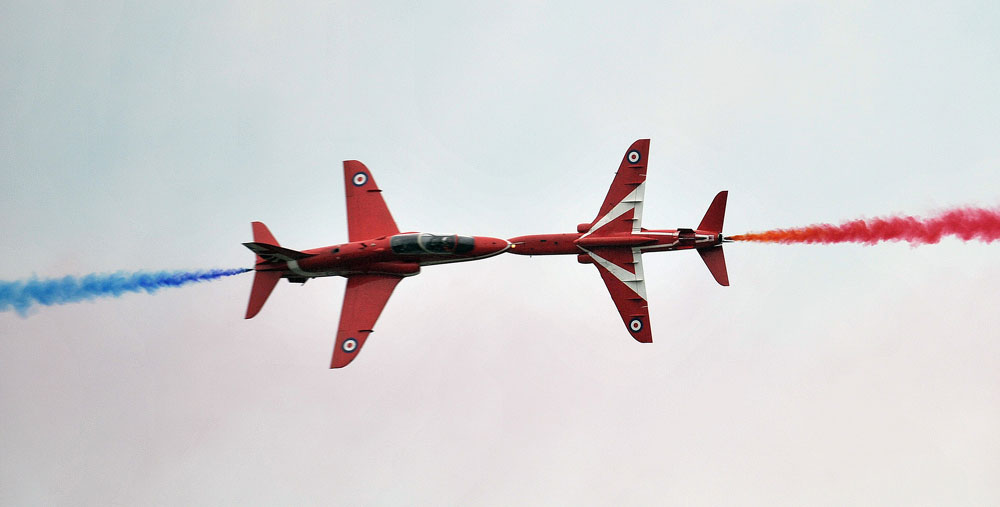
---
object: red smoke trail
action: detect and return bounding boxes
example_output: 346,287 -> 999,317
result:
728,206 -> 1000,245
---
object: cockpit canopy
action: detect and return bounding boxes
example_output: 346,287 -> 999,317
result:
390,233 -> 475,255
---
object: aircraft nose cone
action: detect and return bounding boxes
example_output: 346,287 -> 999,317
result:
472,236 -> 510,256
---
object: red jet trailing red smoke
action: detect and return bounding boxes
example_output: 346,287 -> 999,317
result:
508,139 -> 730,343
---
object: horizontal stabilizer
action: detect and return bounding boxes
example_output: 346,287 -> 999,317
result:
251,221 -> 279,245
698,191 -> 728,233
246,270 -> 282,319
698,246 -> 730,286
243,242 -> 314,263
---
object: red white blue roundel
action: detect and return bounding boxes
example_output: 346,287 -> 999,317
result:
627,150 -> 641,164
352,172 -> 368,186
342,338 -> 358,353
629,318 -> 643,332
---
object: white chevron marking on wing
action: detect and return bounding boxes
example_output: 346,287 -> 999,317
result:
581,247 -> 647,301
580,183 -> 645,239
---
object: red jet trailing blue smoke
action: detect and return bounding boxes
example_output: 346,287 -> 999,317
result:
243,161 -> 510,368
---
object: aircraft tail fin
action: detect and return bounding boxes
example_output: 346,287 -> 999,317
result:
243,242 -> 313,263
245,270 -> 282,319
242,221 -> 314,264
243,221 -> 302,318
698,191 -> 728,233
251,221 -> 279,245
248,221 -> 280,265
698,246 -> 730,286
696,191 -> 730,286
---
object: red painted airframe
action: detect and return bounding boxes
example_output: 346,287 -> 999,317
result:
243,161 -> 509,368
507,139 -> 730,343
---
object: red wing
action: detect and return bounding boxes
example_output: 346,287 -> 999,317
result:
343,160 -> 400,242
330,274 -> 404,368
584,139 -> 649,237
583,246 -> 652,343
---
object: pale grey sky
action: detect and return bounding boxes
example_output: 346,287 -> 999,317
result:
2,1 -> 999,505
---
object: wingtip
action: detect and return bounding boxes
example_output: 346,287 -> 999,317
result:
329,354 -> 354,369
634,327 -> 653,343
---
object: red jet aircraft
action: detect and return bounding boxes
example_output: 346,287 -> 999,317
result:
507,139 -> 730,343
244,161 -> 510,368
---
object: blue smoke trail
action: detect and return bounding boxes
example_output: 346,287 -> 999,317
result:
0,268 -> 250,316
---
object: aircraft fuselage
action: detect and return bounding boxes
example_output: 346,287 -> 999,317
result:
250,233 -> 510,279
507,229 -> 723,257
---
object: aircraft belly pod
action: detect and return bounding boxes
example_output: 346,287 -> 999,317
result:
243,161 -> 510,368
508,139 -> 730,344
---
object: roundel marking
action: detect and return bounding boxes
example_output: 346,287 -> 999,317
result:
342,338 -> 358,353
352,172 -> 368,186
627,150 -> 641,164
629,318 -> 643,332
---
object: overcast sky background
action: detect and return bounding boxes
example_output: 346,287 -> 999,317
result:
2,1 -> 999,505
